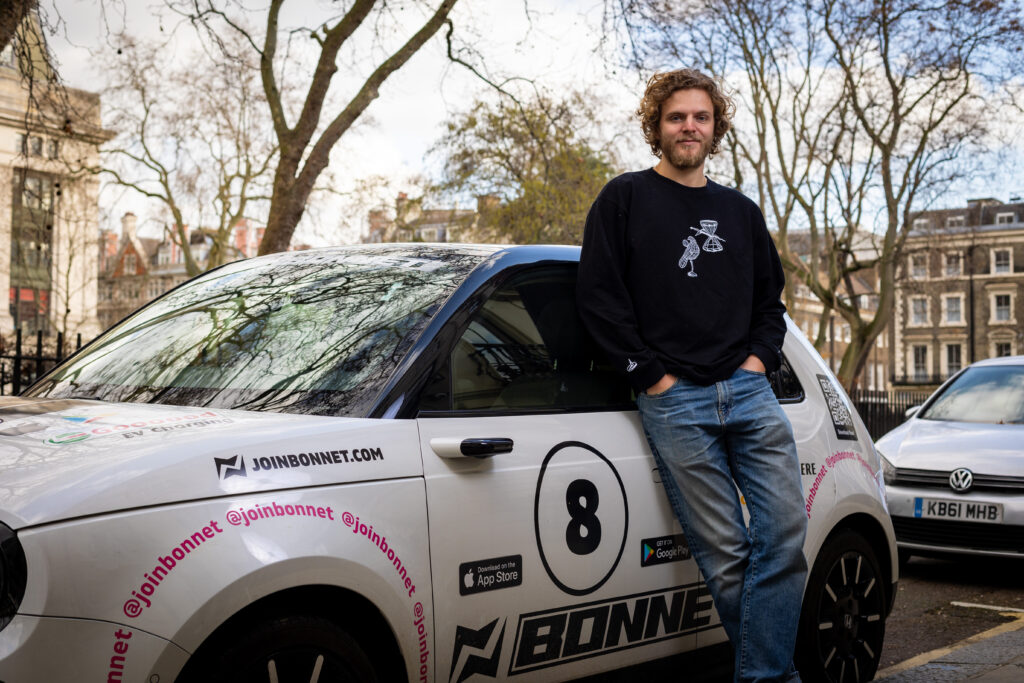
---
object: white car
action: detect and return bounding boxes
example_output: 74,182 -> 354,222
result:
877,355 -> 1024,562
0,244 -> 895,682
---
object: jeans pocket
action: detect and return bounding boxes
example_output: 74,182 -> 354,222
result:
643,378 -> 681,398
738,368 -> 766,377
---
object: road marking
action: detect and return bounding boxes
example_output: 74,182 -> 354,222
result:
950,601 -> 1024,613
875,612 -> 1024,679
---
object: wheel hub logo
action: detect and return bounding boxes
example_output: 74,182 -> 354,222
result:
949,468 -> 973,492
214,455 -> 247,480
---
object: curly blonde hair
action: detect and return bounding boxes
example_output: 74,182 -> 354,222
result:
637,69 -> 734,157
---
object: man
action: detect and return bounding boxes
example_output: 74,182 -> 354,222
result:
576,69 -> 807,682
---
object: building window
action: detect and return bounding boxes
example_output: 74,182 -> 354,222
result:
913,345 -> 929,381
996,212 -> 1015,225
994,293 -> 1012,322
912,217 -> 929,231
946,215 -> 965,228
944,252 -> 962,277
0,40 -> 15,68
993,249 -> 1011,274
10,170 -> 55,334
994,341 -> 1013,357
911,296 -> 929,325
943,295 -> 963,324
125,253 -> 137,274
46,139 -> 59,160
946,344 -> 962,375
910,253 -> 928,279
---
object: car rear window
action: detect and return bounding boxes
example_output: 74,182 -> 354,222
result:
27,246 -> 490,417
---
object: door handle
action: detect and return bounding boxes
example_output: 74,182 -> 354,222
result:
430,437 -> 514,459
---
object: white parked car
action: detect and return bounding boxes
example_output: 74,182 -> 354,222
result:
877,355 -> 1024,563
0,244 -> 895,682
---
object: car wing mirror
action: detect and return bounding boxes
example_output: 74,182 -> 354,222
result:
905,405 -> 920,419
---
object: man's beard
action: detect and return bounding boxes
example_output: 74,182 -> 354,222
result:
660,135 -> 713,170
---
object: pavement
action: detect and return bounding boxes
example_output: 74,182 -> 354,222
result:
876,613 -> 1024,682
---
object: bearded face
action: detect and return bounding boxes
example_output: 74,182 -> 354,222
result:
655,89 -> 716,171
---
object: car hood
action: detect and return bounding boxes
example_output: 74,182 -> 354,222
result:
0,396 -> 421,529
876,418 -> 1024,476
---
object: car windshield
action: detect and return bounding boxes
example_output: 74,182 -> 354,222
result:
27,246 -> 490,417
920,365 -> 1024,423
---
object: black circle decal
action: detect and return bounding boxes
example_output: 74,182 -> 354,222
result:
534,441 -> 628,596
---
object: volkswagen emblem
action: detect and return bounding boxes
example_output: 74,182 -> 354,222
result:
949,468 -> 974,493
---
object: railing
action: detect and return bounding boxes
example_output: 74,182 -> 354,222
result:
850,388 -> 933,440
0,329 -> 83,396
890,373 -> 951,386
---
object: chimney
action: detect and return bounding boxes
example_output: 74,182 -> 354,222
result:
476,194 -> 501,213
121,212 -> 138,241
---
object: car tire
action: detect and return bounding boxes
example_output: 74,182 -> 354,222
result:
796,529 -> 886,683
188,614 -> 380,683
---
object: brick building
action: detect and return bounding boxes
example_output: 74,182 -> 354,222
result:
892,198 -> 1024,389
97,215 -> 264,330
363,193 -> 498,244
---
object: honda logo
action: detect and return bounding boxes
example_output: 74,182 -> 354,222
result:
949,468 -> 973,493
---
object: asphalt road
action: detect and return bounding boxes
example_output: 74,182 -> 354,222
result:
579,553 -> 1024,681
880,553 -> 1024,670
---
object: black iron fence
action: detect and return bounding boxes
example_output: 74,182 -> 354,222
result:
1,329 -> 84,396
850,388 -> 932,440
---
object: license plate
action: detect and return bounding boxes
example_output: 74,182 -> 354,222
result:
914,498 -> 1003,523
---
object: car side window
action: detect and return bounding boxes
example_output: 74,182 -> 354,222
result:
770,355 -> 804,403
420,266 -> 634,414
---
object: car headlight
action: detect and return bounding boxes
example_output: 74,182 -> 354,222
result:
0,523 -> 27,632
878,451 -> 896,486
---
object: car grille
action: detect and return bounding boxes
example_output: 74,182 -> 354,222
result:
892,468 -> 1024,492
892,517 -> 1024,554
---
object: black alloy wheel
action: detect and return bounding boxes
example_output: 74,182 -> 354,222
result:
194,614 -> 379,683
796,529 -> 887,682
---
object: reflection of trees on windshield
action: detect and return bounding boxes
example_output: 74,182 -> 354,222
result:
923,367 -> 1024,424
28,247 -> 488,417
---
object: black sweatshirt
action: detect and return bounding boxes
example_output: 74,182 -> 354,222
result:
576,169 -> 787,392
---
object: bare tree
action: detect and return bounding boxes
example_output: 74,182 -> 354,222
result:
173,0 -> 460,255
85,35 -> 277,276
607,0 -> 1024,390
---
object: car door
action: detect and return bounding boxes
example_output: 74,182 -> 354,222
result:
416,265 -> 710,683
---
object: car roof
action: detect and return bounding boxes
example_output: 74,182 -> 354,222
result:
969,355 -> 1024,368
243,242 -> 580,266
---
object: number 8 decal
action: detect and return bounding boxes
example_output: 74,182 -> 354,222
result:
535,442 -> 628,596
565,479 -> 602,555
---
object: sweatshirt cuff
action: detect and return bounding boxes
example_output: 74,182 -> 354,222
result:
750,342 -> 782,375
630,359 -> 667,394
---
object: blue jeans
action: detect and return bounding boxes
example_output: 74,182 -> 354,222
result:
636,367 -> 807,683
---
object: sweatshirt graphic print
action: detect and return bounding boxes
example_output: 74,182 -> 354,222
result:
576,169 -> 787,391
